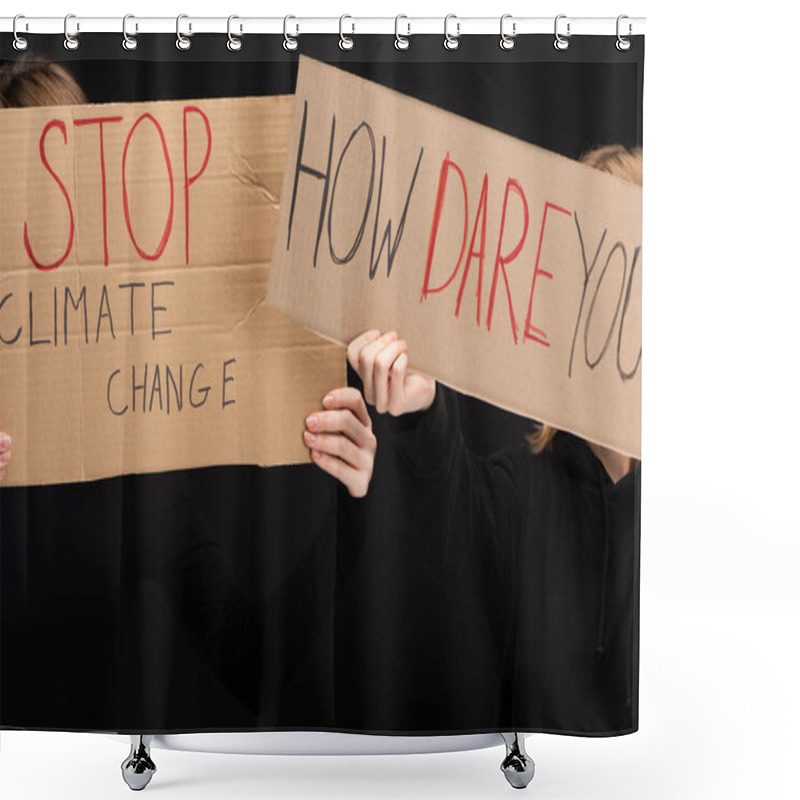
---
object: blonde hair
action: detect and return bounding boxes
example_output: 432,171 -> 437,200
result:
526,144 -> 643,456
1,56 -> 87,109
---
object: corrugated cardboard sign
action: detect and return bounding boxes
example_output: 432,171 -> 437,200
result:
266,58 -> 642,458
0,95 -> 344,486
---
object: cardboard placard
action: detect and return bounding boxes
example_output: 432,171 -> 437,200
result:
0,95 -> 344,487
266,58 -> 642,458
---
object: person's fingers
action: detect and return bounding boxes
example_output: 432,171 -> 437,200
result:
373,339 -> 407,413
321,386 -> 371,429
305,397 -> 376,497
303,430 -> 370,471
387,350 -> 409,415
346,329 -> 381,375
0,432 -> 12,483
309,449 -> 369,498
357,330 -> 398,405
405,373 -> 437,414
306,408 -> 374,449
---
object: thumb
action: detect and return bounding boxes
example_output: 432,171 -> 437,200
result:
404,373 -> 436,414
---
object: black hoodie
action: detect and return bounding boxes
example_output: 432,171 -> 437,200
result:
385,382 -> 641,735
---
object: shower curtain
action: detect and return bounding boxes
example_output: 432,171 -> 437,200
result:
0,27 -> 643,737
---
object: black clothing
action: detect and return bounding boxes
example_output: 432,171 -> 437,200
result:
386,383 -> 641,734
1,467 -> 339,732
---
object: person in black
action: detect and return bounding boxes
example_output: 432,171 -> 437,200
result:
331,146 -> 642,734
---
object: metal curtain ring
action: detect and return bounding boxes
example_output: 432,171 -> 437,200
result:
394,15 -> 410,50
444,14 -> 460,50
283,15 -> 298,51
554,14 -> 570,51
339,14 -> 354,50
64,13 -> 79,50
122,14 -> 138,51
176,14 -> 191,50
12,14 -> 29,51
500,14 -> 516,50
616,15 -> 632,51
227,15 -> 242,51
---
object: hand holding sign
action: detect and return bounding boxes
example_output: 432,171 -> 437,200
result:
346,329 -> 436,416
0,431 -> 11,483
304,387 -> 377,498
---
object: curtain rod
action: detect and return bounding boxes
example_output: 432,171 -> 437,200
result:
1,16 -> 646,37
